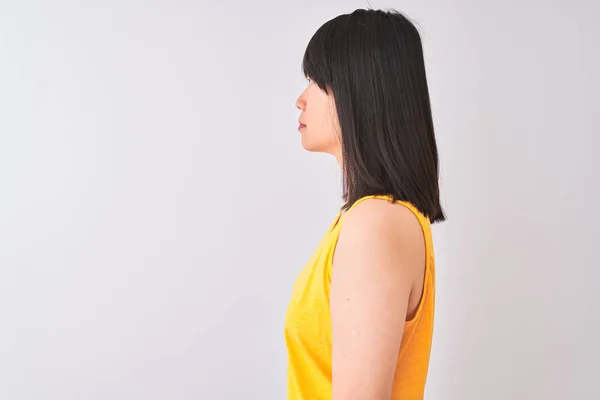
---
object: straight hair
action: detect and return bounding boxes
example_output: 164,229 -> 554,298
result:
302,9 -> 445,223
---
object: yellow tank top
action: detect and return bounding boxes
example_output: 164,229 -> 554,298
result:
284,194 -> 436,400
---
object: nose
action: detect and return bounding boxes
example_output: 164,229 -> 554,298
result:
296,90 -> 306,111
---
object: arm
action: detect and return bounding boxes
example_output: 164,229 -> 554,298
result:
330,200 -> 425,400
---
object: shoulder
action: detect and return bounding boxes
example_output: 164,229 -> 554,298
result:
339,198 -> 424,246
334,198 -> 426,276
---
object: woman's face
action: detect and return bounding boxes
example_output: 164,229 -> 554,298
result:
296,80 -> 342,158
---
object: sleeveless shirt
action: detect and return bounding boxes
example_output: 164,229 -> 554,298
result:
284,194 -> 436,400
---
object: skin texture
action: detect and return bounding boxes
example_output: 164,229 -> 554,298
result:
295,80 -> 427,399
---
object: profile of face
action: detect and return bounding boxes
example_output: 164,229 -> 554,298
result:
295,80 -> 342,158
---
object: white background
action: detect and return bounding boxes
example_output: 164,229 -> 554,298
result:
1,1 -> 599,399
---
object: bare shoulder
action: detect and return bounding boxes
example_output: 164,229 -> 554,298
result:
338,198 -> 425,248
333,198 -> 426,286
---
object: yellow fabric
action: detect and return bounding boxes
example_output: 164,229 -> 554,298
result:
284,194 -> 436,400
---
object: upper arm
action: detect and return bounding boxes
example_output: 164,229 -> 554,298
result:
330,200 -> 425,400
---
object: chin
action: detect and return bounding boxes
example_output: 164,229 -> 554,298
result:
300,132 -> 327,153
300,135 -> 322,152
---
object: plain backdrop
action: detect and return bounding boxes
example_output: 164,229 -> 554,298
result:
1,0 -> 599,399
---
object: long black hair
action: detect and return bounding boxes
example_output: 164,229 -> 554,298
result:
302,9 -> 445,223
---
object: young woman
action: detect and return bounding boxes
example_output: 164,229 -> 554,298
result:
284,8 -> 445,400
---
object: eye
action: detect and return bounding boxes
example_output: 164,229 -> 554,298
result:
306,78 -> 313,85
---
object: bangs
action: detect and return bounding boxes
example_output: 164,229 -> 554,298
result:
301,17 -> 342,93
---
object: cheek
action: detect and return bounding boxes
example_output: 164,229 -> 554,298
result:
325,105 -> 341,142
314,111 -> 337,141
301,119 -> 339,152
301,89 -> 340,149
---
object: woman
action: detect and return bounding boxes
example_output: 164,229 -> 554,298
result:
284,8 -> 445,400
